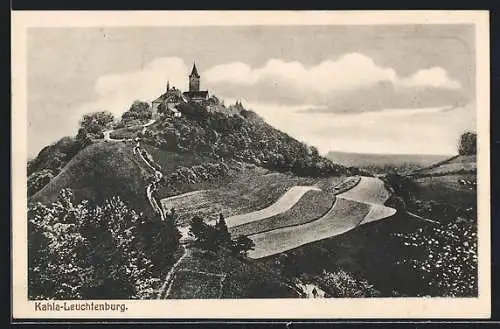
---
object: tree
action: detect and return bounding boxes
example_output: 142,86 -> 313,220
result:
157,102 -> 167,115
215,213 -> 231,246
27,169 -> 54,196
27,189 -> 171,300
122,101 -> 153,123
458,131 -> 477,155
231,235 -> 255,256
189,216 -> 218,250
79,111 -> 115,135
394,216 -> 477,297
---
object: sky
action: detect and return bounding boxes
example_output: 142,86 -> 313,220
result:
27,25 -> 476,157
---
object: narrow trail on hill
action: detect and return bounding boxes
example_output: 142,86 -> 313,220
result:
104,119 -> 165,221
157,245 -> 189,299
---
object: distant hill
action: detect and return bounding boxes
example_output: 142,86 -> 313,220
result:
326,151 -> 449,174
410,155 -> 476,177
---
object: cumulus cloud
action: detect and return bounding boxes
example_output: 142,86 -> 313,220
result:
78,54 -> 465,121
203,53 -> 465,112
87,57 -> 189,117
399,67 -> 462,89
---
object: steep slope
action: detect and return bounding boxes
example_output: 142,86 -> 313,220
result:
31,141 -> 155,216
142,104 -> 354,178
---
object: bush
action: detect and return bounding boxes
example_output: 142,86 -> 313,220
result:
28,169 -> 55,196
393,216 -> 477,296
28,189 -> 180,300
458,131 -> 477,156
122,101 -> 153,123
79,111 -> 115,136
316,270 -> 381,297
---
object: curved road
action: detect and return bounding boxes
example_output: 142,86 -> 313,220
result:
212,186 -> 321,228
246,176 -> 397,259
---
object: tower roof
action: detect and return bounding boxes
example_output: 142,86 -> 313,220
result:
189,62 -> 200,78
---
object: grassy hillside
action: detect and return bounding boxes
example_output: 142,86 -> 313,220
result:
31,141 -> 155,216
411,155 -> 476,177
326,151 -> 449,174
143,104 -> 354,178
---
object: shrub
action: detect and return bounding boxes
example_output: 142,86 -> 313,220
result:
393,216 -> 477,296
122,101 -> 153,123
458,131 -> 477,156
316,270 -> 381,297
28,188 -> 180,300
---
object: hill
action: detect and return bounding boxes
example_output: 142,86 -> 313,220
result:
29,101 -> 356,206
326,151 -> 450,174
410,155 -> 476,177
31,141 -> 156,216
406,155 -> 477,209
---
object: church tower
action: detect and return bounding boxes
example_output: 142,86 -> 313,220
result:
189,62 -> 200,92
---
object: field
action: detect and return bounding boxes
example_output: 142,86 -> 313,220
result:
229,189 -> 335,237
223,186 -> 322,227
412,155 -> 476,177
338,176 -> 392,204
161,167 -> 343,226
247,198 -> 370,259
414,174 -> 476,209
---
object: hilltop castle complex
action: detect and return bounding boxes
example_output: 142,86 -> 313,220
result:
151,61 -> 243,117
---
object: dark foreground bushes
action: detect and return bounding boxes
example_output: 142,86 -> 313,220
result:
28,189 -> 180,300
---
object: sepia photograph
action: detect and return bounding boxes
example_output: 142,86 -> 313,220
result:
12,11 -> 490,319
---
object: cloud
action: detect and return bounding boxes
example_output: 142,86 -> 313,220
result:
203,53 -> 466,112
88,57 -> 189,117
399,67 -> 462,89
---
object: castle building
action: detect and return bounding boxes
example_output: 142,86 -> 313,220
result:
151,61 -> 209,117
183,62 -> 209,102
151,81 -> 183,118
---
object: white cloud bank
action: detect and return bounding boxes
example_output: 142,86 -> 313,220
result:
204,53 -> 461,93
48,55 -> 471,157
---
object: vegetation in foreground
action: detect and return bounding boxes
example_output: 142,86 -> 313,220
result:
28,189 -> 180,300
164,215 -> 300,299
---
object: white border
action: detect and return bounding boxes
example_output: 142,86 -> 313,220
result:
11,10 -> 491,319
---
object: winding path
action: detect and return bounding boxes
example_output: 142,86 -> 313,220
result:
103,119 -> 165,221
209,186 -> 321,228
246,177 -> 397,259
156,245 -> 189,299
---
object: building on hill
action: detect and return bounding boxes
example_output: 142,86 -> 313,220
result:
151,81 -> 184,118
183,62 -> 209,103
